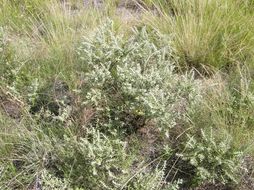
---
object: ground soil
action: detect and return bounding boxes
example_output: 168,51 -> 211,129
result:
0,87 -> 23,120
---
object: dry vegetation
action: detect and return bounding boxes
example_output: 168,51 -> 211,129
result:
1,0 -> 254,189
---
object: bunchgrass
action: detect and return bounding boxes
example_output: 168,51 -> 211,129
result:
144,0 -> 254,71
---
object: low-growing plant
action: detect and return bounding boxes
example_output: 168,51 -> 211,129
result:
0,26 -> 12,83
0,26 -> 4,79
0,120 -> 131,189
122,162 -> 182,190
0,0 -> 46,31
178,128 -> 243,187
189,68 -> 254,154
0,124 -> 55,189
55,128 -> 130,189
0,27 -> 4,54
39,169 -> 70,190
0,27 -> 32,88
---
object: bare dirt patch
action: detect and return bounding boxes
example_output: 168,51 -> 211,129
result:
0,87 -> 24,120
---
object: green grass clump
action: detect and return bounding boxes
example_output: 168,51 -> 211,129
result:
145,0 -> 254,71
188,68 -> 254,156
0,0 -> 49,31
0,120 -> 130,189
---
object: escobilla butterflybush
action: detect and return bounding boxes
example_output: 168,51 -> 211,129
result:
78,20 -> 201,135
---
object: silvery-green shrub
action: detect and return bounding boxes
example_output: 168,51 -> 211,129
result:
78,20 -> 201,135
55,128 -> 129,189
178,128 -> 243,186
123,162 -> 182,190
